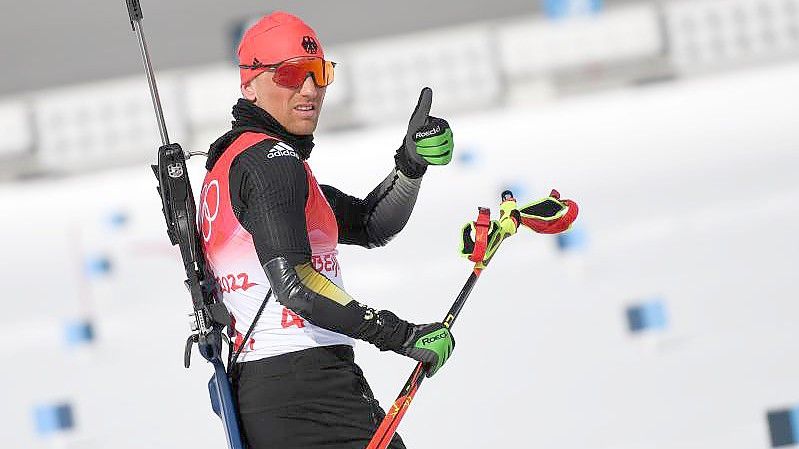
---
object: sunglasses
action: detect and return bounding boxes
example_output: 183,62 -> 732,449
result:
240,57 -> 336,89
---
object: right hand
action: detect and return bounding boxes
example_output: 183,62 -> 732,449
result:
397,322 -> 455,377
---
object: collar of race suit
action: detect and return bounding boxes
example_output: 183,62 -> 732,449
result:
206,98 -> 315,170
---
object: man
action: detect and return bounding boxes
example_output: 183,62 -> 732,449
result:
199,11 -> 456,449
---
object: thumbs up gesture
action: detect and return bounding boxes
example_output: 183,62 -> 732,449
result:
398,87 -> 454,176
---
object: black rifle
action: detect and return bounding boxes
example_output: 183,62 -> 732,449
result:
124,1 -> 245,448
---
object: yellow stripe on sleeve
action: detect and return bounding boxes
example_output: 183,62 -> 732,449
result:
295,263 -> 354,306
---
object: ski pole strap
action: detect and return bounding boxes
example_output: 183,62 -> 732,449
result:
460,207 -> 491,262
473,195 -> 520,268
518,189 -> 579,234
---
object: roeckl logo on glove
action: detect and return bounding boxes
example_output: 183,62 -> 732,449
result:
414,126 -> 441,140
421,331 -> 448,345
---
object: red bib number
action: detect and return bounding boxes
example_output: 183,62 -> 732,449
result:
281,307 -> 305,328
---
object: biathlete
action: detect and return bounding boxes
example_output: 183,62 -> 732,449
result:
199,11 -> 456,449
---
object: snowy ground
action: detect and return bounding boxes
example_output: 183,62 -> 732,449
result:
1,61 -> 798,449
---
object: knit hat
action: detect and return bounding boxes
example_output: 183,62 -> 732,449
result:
237,11 -> 325,86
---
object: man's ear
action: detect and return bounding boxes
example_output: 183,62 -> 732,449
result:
241,82 -> 257,101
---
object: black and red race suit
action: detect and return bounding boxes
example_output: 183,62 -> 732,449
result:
199,98 -> 425,449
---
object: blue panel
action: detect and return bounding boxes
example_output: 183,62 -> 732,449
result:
107,211 -> 129,229
556,226 -> 587,251
642,300 -> 667,330
768,408 -> 798,447
791,407 -> 799,445
543,0 -> 603,19
84,256 -> 112,278
626,300 -> 668,333
626,307 -> 646,332
457,147 -> 479,166
64,320 -> 95,346
34,403 -> 74,436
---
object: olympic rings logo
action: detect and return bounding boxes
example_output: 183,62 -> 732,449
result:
200,179 -> 220,242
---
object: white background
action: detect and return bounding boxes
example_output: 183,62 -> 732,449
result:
1,61 -> 798,448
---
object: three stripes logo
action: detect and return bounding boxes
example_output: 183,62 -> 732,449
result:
302,36 -> 319,54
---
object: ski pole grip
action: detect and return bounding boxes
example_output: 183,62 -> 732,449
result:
125,0 -> 143,29
499,190 -> 521,231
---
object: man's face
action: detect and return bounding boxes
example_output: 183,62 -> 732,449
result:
243,70 -> 326,135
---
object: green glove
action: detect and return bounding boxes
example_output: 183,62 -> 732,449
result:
397,322 -> 455,377
403,87 -> 455,167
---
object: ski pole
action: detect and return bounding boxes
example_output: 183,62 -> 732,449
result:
365,191 -> 523,449
366,189 -> 579,449
123,2 -> 245,448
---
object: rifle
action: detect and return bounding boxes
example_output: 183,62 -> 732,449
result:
123,1 -> 245,448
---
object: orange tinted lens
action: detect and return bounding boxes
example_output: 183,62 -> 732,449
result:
322,60 -> 335,86
273,58 -> 335,88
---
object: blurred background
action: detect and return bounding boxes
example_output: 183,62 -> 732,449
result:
1,0 -> 798,448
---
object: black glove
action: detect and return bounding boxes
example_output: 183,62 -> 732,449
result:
395,322 -> 455,377
395,87 -> 455,178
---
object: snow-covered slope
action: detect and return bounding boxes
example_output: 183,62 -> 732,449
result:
1,61 -> 797,449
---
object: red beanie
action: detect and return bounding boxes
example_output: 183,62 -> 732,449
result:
237,11 -> 325,86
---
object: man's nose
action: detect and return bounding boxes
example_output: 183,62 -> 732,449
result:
299,74 -> 320,97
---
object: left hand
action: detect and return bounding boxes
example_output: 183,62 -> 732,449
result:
403,87 -> 454,167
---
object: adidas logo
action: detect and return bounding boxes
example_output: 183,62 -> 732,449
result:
267,142 -> 299,160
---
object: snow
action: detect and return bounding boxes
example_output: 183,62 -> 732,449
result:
1,61 -> 798,448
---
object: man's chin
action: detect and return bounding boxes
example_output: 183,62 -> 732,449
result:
287,120 -> 318,136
